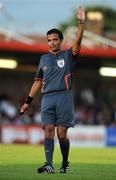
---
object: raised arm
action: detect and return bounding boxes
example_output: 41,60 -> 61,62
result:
72,6 -> 85,53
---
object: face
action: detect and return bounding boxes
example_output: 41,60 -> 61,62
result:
47,33 -> 62,53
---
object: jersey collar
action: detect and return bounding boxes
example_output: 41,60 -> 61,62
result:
49,50 -> 62,56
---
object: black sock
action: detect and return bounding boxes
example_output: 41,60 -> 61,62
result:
44,138 -> 54,166
59,139 -> 70,165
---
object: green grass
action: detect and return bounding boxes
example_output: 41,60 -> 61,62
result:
0,144 -> 116,180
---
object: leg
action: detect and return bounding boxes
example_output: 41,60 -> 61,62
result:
38,95 -> 56,173
44,124 -> 55,166
40,95 -> 56,166
55,92 -> 74,173
57,126 -> 70,172
37,124 -> 55,174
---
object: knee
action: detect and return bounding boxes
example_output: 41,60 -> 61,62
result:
44,125 -> 55,139
57,131 -> 67,140
57,126 -> 68,140
57,126 -> 67,140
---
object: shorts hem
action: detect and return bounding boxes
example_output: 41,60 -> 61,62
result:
56,124 -> 74,128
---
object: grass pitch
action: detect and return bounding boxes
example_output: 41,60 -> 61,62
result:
0,144 -> 116,180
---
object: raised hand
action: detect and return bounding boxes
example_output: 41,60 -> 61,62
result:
76,6 -> 85,21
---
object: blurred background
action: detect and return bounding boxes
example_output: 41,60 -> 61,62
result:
0,0 -> 116,146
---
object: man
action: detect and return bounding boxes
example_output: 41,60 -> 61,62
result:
20,6 -> 85,174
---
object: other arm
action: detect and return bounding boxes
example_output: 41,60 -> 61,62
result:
20,80 -> 42,114
28,80 -> 42,97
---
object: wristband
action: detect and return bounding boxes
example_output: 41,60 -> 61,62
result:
78,19 -> 85,24
25,96 -> 33,104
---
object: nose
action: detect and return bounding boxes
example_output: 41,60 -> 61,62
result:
50,41 -> 54,45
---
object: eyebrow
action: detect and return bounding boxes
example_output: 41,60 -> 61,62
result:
48,38 -> 58,41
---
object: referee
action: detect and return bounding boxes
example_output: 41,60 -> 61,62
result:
20,6 -> 85,174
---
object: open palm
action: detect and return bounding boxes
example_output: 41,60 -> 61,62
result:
76,6 -> 85,21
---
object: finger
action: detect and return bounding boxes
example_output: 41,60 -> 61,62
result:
77,5 -> 84,14
19,107 -> 25,115
78,5 -> 84,10
19,111 -> 24,115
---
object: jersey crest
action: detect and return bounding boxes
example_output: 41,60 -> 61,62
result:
57,59 -> 65,68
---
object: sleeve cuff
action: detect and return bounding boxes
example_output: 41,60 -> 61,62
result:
72,49 -> 80,56
34,77 -> 43,81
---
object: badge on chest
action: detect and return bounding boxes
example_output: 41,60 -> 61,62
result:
57,59 -> 65,68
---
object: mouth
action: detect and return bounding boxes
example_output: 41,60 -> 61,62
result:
50,46 -> 55,49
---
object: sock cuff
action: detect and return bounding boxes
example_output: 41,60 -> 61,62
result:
45,138 -> 54,143
59,138 -> 69,143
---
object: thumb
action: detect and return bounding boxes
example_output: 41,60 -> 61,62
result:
19,108 -> 25,115
19,106 -> 25,115
19,111 -> 24,115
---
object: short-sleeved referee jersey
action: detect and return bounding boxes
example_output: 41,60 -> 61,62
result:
35,49 -> 80,94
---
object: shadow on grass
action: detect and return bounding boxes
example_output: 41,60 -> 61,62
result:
0,163 -> 116,180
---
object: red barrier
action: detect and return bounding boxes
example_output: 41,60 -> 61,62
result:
1,125 -> 44,144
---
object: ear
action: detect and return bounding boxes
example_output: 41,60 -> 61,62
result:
60,39 -> 63,44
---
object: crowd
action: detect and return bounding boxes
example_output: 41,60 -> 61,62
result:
0,88 -> 116,126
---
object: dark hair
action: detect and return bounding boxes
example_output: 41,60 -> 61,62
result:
47,28 -> 63,40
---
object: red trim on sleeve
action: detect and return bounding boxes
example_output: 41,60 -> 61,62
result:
72,49 -> 80,56
34,78 -> 43,81
64,74 -> 71,90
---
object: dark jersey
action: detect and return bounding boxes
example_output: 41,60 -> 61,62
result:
35,49 -> 80,93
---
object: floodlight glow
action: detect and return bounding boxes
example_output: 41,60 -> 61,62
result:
0,59 -> 17,69
99,67 -> 116,77
87,11 -> 103,20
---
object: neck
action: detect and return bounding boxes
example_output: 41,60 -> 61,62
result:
50,49 -> 61,55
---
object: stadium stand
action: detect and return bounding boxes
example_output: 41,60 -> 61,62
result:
0,27 -> 116,126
